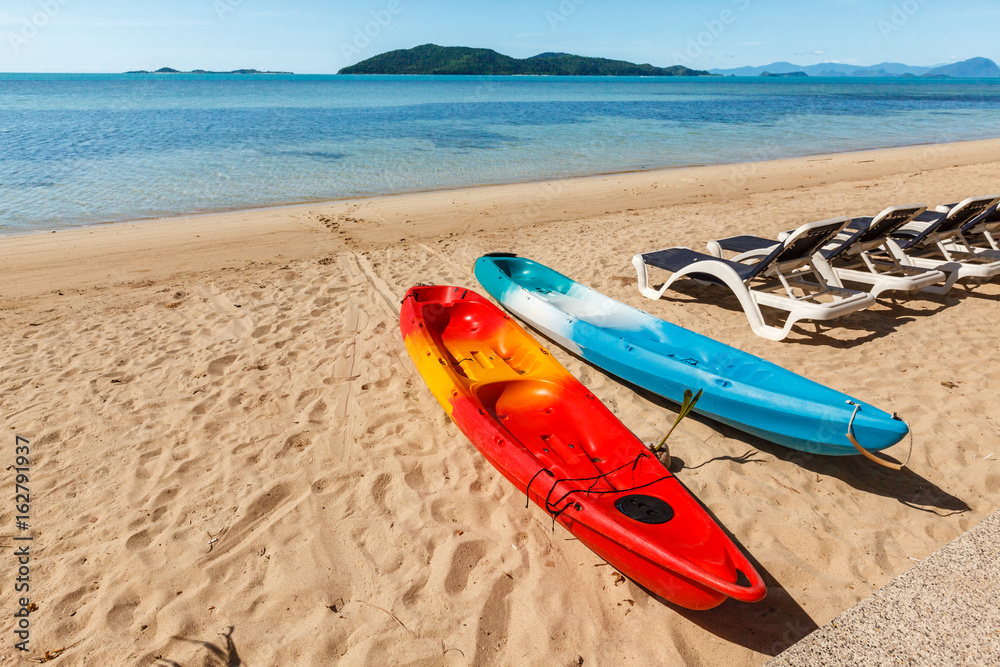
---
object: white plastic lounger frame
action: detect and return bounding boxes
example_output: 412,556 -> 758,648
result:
633,217 -> 876,341
886,195 -> 1000,281
711,205 -> 955,299
807,205 -> 955,297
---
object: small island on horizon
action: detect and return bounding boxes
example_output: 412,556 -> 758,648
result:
338,44 -> 709,76
124,67 -> 293,75
338,46 -> 1000,79
119,53 -> 1000,79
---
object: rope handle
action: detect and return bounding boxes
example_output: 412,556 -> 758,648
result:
846,400 -> 914,471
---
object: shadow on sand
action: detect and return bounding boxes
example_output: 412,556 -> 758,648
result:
635,476 -> 820,656
157,626 -> 242,667
650,278 -> 973,348
509,307 -> 973,655
580,348 -> 973,514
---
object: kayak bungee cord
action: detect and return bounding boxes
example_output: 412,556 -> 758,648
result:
846,400 -> 914,470
536,450 -> 672,532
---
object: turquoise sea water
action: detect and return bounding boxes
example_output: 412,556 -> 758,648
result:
2,73 -> 1000,233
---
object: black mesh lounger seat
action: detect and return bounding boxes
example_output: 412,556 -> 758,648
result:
641,248 -> 764,284
712,235 -> 779,255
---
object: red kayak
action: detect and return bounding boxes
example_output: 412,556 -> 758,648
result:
400,286 -> 766,610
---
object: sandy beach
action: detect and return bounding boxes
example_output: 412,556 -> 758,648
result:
2,137 -> 1000,665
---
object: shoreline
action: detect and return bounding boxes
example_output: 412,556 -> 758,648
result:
4,135 -> 1000,241
3,136 -> 1000,303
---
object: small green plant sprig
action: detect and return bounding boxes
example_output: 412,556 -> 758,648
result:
652,388 -> 703,466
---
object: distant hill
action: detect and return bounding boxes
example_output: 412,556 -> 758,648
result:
338,44 -> 708,76
712,61 -> 934,77
715,61 -> 799,77
125,67 -> 293,74
923,57 -> 1000,78
760,71 -> 807,78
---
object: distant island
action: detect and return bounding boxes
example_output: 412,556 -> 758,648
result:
338,44 -> 708,76
125,67 -> 293,74
712,56 -> 1000,78
760,71 -> 807,78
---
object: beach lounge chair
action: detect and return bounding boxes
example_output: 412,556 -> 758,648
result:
707,204 -> 955,298
913,201 -> 1000,255
959,203 -> 1000,251
633,217 -> 875,341
884,195 -> 1000,281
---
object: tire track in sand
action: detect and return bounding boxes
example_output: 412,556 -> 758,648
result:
416,243 -> 476,282
352,252 -> 400,317
330,255 -> 372,463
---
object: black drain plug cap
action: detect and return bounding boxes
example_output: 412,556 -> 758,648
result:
614,494 -> 674,524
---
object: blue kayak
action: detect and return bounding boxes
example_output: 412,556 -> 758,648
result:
474,254 -> 908,457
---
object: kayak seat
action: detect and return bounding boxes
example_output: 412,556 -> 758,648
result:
487,379 -> 607,478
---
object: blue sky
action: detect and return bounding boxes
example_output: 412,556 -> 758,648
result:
1,0 -> 998,73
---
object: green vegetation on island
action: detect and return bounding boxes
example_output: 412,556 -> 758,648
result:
759,71 -> 807,78
338,44 -> 709,76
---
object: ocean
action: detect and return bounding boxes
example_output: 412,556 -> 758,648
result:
2,73 -> 1000,234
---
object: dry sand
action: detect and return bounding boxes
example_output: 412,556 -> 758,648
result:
2,138 -> 1000,665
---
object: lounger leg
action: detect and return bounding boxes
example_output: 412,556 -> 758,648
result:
632,254 -> 672,300
660,262 -> 785,341
918,266 -> 961,295
885,238 -> 964,294
634,253 -> 871,342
